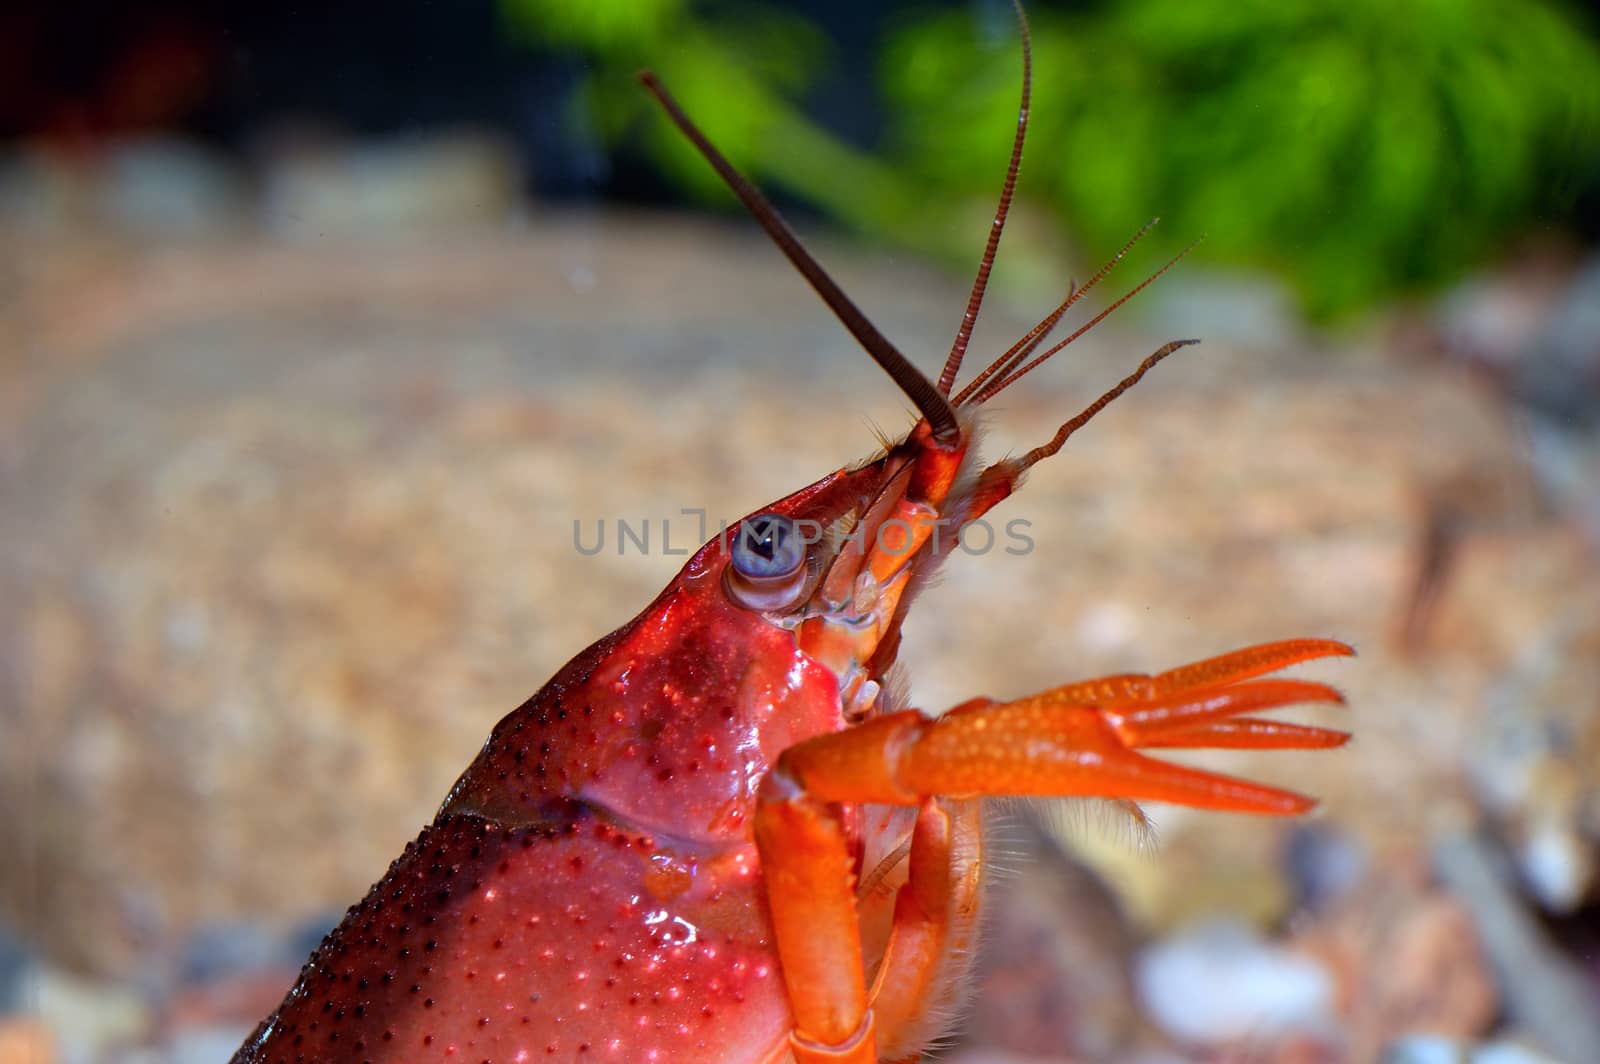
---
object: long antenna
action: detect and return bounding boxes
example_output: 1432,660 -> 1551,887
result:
937,0 -> 1033,398
969,238 -> 1201,405
953,218 -> 1160,406
1014,338 -> 1198,471
639,72 -> 961,446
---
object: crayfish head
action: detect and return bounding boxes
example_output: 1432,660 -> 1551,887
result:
644,0 -> 1192,713
680,408 -> 979,722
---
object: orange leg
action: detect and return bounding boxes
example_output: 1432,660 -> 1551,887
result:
754,639 -> 1351,1062
868,798 -> 983,1062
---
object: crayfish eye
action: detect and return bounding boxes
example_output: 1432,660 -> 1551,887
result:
725,512 -> 809,612
731,513 -> 803,578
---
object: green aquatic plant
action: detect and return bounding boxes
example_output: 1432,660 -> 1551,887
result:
884,0 -> 1600,317
502,0 -> 1600,318
499,0 -> 919,239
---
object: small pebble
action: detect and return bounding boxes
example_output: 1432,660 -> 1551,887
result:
179,922 -> 286,986
121,1025 -> 256,1064
1285,823 -> 1367,911
1384,1034 -> 1566,1064
1471,1041 -> 1566,1064
0,927 -> 29,1013
1136,920 -> 1334,1045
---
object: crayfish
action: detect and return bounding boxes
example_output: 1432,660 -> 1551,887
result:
235,6 -> 1350,1062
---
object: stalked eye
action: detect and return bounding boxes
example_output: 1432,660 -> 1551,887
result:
732,513 -> 803,578
725,512 -> 810,611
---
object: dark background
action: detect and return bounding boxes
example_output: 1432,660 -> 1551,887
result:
10,0 -> 1595,231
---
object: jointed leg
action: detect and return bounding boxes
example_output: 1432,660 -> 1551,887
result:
755,639 -> 1351,1061
869,798 -> 983,1062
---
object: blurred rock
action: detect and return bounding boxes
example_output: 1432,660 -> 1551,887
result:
1433,831 -> 1600,1063
1382,1034 -> 1478,1064
940,1051 -> 1099,1064
1383,1035 -> 1568,1064
1293,862 -> 1500,1058
30,971 -> 146,1064
963,817 -> 1143,1061
174,922 -> 289,989
0,140 -> 243,236
114,1026 -> 251,1064
1449,536 -> 1600,914
1144,267 -> 1306,352
158,969 -> 294,1039
1284,823 -> 1369,913
0,927 -> 27,1014
1517,256 -> 1600,431
261,131 -> 521,234
1436,255 -> 1572,376
1519,252 -> 1600,551
98,139 -> 244,235
1470,1040 -> 1571,1064
1434,250 -> 1600,546
1135,921 -> 1334,1046
0,151 -> 84,231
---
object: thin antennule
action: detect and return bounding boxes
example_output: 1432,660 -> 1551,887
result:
937,0 -> 1032,398
953,278 -> 1076,408
1013,338 -> 1198,472
953,217 -> 1160,406
971,236 -> 1202,405
638,72 -> 961,446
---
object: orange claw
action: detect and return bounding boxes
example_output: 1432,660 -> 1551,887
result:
1043,637 -> 1355,705
1149,637 -> 1355,693
908,639 -> 1351,815
756,639 -> 1351,1060
764,639 -> 1353,816
1100,678 -> 1345,746
1139,717 -> 1351,750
